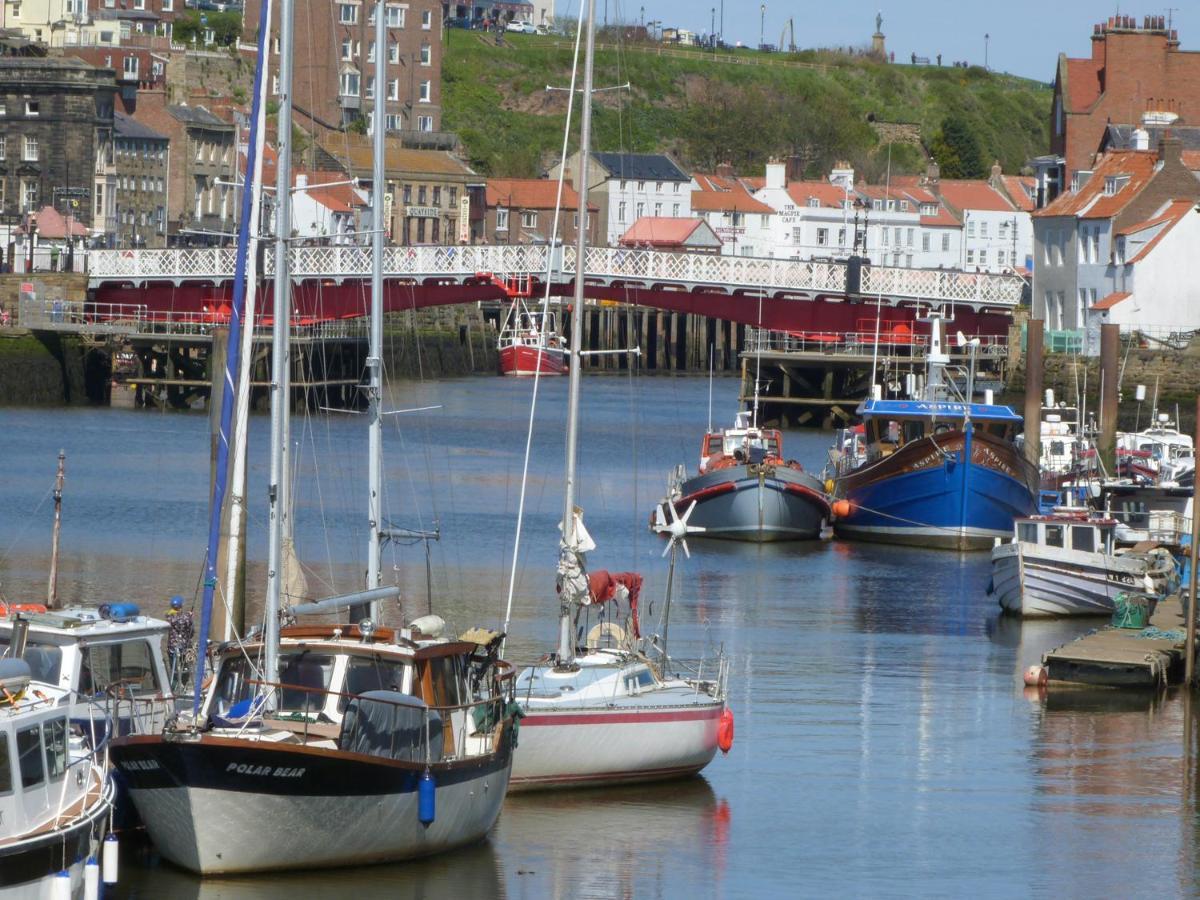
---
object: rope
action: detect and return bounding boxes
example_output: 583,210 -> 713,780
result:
843,499 -> 980,537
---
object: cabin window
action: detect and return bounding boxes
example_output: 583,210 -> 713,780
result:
42,718 -> 66,781
421,656 -> 465,709
1017,522 -> 1038,543
1044,525 -> 1064,547
0,639 -> 61,685
1070,527 -> 1095,553
902,420 -> 925,444
17,726 -> 44,788
1049,441 -> 1066,456
79,640 -> 160,695
1118,500 -> 1149,528
339,657 -> 410,711
0,734 -> 10,794
626,668 -> 656,693
278,652 -> 336,714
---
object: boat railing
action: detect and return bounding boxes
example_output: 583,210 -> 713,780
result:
245,678 -> 514,760
100,687 -> 177,739
53,694 -> 113,831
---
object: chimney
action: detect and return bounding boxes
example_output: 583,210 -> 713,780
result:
1158,137 -> 1182,166
296,173 -> 308,188
765,159 -> 786,190
785,155 -> 806,181
925,159 -> 940,187
989,160 -> 1002,186
1132,127 -> 1150,151
828,161 -> 854,191
714,162 -> 734,177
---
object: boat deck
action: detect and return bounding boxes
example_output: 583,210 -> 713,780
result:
1041,596 -> 1192,688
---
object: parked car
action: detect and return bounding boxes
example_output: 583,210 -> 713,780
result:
505,21 -> 525,32
445,16 -> 471,28
522,22 -> 538,34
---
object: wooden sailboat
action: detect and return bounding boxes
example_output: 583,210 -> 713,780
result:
110,1 -> 516,874
507,0 -> 730,791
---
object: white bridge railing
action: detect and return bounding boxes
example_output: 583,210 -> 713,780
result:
88,245 -> 1025,308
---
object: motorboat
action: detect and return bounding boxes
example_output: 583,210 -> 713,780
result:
497,294 -> 567,376
990,509 -> 1178,617
655,411 -> 830,542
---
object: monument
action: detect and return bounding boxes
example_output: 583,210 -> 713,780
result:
871,11 -> 887,59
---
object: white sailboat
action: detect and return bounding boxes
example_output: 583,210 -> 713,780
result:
508,0 -> 731,791
109,1 -> 516,874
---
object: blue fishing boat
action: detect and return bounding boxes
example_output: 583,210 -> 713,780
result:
829,315 -> 1038,550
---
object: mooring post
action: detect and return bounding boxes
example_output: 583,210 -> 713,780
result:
1022,319 -> 1044,467
1188,394 -> 1200,687
1099,323 -> 1119,474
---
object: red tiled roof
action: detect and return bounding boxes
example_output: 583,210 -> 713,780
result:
618,217 -> 713,247
303,171 -> 367,213
937,180 -> 1016,213
21,207 -> 89,239
1122,200 -> 1195,264
1037,150 -> 1159,219
1183,150 -> 1200,171
692,172 -> 774,214
1065,57 -> 1103,113
787,181 -> 849,208
1093,291 -> 1131,310
1002,175 -> 1036,212
485,178 -> 590,211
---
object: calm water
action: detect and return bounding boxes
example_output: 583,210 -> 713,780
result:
2,375 -> 1199,899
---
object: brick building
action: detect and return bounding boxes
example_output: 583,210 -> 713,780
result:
112,110 -> 169,247
0,57 -> 116,246
245,0 -> 444,137
132,90 -> 236,244
1043,16 -> 1200,205
482,178 -> 596,246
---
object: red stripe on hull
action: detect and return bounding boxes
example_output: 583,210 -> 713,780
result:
498,344 -> 567,376
521,706 -> 723,726
509,763 -> 707,787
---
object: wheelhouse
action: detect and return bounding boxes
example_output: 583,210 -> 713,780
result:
1012,515 -> 1117,555
852,399 -> 1022,464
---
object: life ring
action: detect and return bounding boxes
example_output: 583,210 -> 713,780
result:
717,708 -> 734,754
586,621 -> 626,649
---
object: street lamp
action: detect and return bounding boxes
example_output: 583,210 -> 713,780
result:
710,7 -> 715,49
759,4 -> 765,49
640,5 -> 644,28
984,33 -> 990,69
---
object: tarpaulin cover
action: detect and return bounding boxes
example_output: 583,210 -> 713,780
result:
588,571 -> 644,637
339,690 -> 443,763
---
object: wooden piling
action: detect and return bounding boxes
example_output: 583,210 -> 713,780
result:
1023,319 -> 1044,467
1099,323 -> 1119,474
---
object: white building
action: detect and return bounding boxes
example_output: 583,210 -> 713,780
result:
937,178 -> 1033,273
550,151 -> 692,247
290,172 -> 368,244
691,172 -> 773,257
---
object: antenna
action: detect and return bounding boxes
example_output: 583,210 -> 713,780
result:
707,342 -> 715,434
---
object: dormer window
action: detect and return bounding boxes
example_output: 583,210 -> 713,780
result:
898,200 -> 908,211
921,204 -> 937,216
1104,175 -> 1130,195
1072,170 -> 1093,192
872,199 -> 883,211
806,197 -> 819,208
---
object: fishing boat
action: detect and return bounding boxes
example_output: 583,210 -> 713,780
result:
0,623 -> 116,896
829,313 -> 1039,550
503,0 -> 730,792
1118,413 -> 1196,486
990,509 -> 1177,617
655,411 -> 830,542
497,295 -> 567,376
109,3 -> 516,873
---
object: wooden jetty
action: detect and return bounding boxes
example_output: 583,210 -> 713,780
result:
1041,596 -> 1191,689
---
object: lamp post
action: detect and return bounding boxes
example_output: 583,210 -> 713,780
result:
640,5 -> 644,28
759,3 -> 765,49
710,7 -> 715,49
720,0 -> 724,46
984,33 -> 989,69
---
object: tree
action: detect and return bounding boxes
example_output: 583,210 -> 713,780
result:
930,116 -> 985,179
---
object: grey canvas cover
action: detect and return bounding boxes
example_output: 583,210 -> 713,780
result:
338,690 -> 443,763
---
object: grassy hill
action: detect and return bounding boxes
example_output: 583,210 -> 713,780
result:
441,33 -> 1053,181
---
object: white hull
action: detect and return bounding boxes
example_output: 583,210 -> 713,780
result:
991,542 -> 1148,618
511,694 -> 723,791
125,769 -> 509,874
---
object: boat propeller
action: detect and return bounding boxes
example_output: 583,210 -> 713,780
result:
654,500 -> 705,558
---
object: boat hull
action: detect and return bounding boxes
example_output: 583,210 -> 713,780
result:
498,344 -> 567,376
510,699 -> 724,791
834,429 -> 1038,550
664,465 -> 830,542
991,542 -> 1148,617
111,733 -> 512,875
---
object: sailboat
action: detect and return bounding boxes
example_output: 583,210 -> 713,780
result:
507,0 -> 730,791
109,1 -> 516,874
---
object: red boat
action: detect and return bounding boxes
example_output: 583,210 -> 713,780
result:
497,298 -> 567,376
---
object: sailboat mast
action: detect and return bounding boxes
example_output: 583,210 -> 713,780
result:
367,0 -> 387,620
46,449 -> 64,609
558,0 -> 597,666
265,0 -> 294,690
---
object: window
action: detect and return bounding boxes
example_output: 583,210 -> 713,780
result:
388,79 -> 400,101
906,228 -> 914,247
278,652 -> 335,714
496,207 -> 509,230
881,228 -> 889,247
637,180 -> 646,191
654,202 -> 662,216
417,116 -> 433,131
365,76 -> 375,99
419,81 -> 431,103
79,640 -> 160,695
0,136 -> 5,161
966,249 -> 975,265
449,187 -> 457,206
339,658 -> 410,711
672,203 -> 680,216
367,41 -> 376,63
25,100 -> 39,117
941,233 -> 950,252
341,39 -> 353,60
922,232 -> 930,252
385,113 -> 402,131
389,42 -> 399,63
420,43 -> 431,65
340,70 -> 360,96
417,185 -> 427,205
432,186 -> 441,206
1018,522 -> 1038,542
43,718 -> 66,781
386,5 -> 406,27
0,734 -> 9,795
402,183 -> 412,204
123,55 -> 139,78
1071,527 -> 1096,553
1000,221 -> 1010,239
997,250 -> 1006,266
980,221 -> 988,238
521,211 -> 537,228
816,228 -> 828,246
617,201 -> 626,222
422,9 -> 432,28
338,3 -> 358,24
979,250 -> 987,266
1044,525 -> 1064,547
807,197 -> 819,209
17,727 -> 43,788
21,179 -> 37,212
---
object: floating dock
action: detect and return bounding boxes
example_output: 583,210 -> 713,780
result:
1041,596 -> 1192,689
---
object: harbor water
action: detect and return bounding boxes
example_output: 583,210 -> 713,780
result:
1,375 -> 1198,898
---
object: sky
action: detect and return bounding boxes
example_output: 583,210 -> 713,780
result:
554,0 -> 1193,82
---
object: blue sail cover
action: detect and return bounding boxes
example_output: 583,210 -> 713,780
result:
856,398 -> 1024,422
192,0 -> 272,714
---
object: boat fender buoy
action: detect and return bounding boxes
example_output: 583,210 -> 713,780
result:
51,871 -> 71,900
1023,665 -> 1048,688
84,858 -> 100,900
831,499 -> 852,519
824,479 -> 835,494
717,708 -> 734,754
102,833 -> 119,885
418,769 -> 436,825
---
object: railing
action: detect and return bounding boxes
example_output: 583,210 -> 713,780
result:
89,245 -> 1026,308
743,327 -> 1010,357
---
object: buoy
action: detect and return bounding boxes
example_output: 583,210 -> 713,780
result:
831,499 -> 852,519
1023,665 -> 1048,687
84,857 -> 100,900
717,708 -> 734,754
51,870 -> 71,900
824,479 -> 835,494
418,770 -> 436,825
102,833 -> 119,885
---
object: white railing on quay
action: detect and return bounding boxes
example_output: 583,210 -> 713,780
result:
89,245 -> 1026,309
743,326 -> 1010,358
